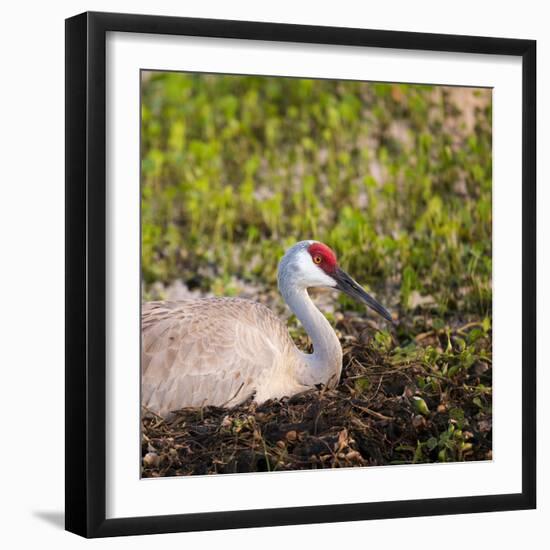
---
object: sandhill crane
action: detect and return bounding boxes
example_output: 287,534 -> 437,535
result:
142,240 -> 392,416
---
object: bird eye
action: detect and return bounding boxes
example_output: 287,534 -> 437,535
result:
313,255 -> 322,264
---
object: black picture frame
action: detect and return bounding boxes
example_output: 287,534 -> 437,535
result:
65,11 -> 536,538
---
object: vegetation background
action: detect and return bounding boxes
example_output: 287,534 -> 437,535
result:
141,71 -> 493,476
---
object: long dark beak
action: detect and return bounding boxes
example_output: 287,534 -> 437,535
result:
333,267 -> 393,323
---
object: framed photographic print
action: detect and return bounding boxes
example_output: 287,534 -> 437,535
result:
65,11 -> 536,538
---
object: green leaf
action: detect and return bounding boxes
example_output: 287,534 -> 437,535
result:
354,377 -> 371,395
412,396 -> 430,416
426,437 -> 438,451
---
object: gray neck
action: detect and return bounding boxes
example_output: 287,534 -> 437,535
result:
281,286 -> 343,387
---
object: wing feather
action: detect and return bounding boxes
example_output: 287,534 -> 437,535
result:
141,298 -> 294,416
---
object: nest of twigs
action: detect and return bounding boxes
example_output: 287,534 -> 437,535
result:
142,314 -> 492,477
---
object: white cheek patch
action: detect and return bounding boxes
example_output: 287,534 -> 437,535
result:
295,249 -> 337,288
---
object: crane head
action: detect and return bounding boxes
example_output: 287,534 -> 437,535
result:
278,240 -> 393,323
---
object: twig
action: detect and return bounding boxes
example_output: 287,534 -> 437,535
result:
351,402 -> 393,421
